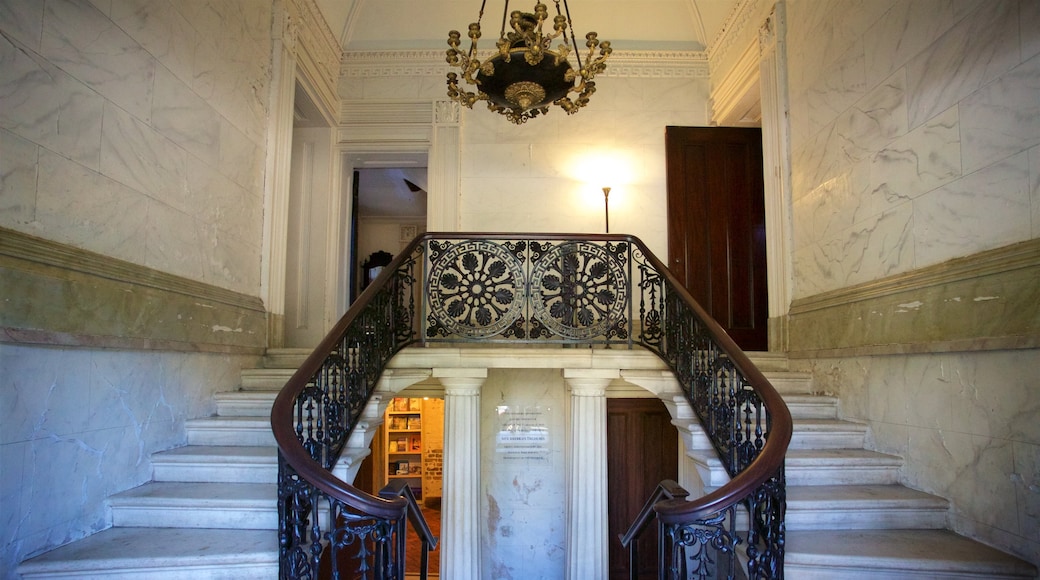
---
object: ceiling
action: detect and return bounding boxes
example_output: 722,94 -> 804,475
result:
314,0 -> 741,53
305,1 -> 743,219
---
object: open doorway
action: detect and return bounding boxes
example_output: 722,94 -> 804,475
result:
348,155 -> 428,303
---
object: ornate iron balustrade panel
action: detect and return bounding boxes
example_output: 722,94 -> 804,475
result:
423,237 -> 633,345
273,233 -> 790,580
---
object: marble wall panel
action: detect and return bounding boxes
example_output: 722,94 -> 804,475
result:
792,202 -> 914,296
960,53 -> 1040,175
804,39 -> 867,138
110,0 -> 196,85
913,152 -> 1031,268
144,200 -> 205,283
152,65 -> 221,164
0,130 -> 38,226
904,1 -> 1020,130
100,102 -> 190,213
219,120 -> 264,193
41,0 -> 155,122
869,104 -> 960,204
1024,0 -> 1040,62
0,0 -> 43,52
862,0 -> 985,88
35,149 -> 149,265
1013,441 -> 1040,553
0,33 -> 104,170
199,223 -> 261,295
480,368 -> 568,579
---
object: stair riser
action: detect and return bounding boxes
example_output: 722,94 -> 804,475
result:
111,506 -> 277,530
152,464 -> 277,484
785,509 -> 948,530
215,401 -> 274,417
789,432 -> 866,449
786,466 -> 901,486
786,404 -> 838,420
782,565 -> 1034,580
186,428 -> 275,447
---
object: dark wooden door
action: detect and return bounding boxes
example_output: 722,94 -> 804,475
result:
607,398 -> 678,579
666,126 -> 767,351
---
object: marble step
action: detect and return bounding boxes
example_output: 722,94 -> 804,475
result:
17,527 -> 278,579
746,352 -> 791,372
785,449 -> 903,486
785,529 -> 1037,579
762,370 -> 813,395
786,485 -> 948,530
241,367 -> 296,390
263,347 -> 310,369
186,416 -> 275,446
214,390 -> 278,417
109,482 -> 278,530
151,445 -> 278,483
783,394 -> 838,420
788,419 -> 867,449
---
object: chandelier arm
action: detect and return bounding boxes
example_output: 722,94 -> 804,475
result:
499,0 -> 509,37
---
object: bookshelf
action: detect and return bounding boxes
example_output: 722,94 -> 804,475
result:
386,397 -> 424,495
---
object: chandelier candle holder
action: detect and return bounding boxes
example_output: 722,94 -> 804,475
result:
446,0 -> 612,124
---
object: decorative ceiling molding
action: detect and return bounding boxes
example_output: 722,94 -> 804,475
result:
707,0 -> 762,72
286,0 -> 343,112
340,49 -> 709,80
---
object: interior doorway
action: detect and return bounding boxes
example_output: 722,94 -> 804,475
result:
665,126 -> 768,351
607,398 -> 678,579
349,155 -> 428,304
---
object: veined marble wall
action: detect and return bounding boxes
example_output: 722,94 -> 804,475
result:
0,346 -> 258,576
0,0 -> 270,296
0,0 -> 273,574
785,0 -> 1040,567
787,0 -> 1039,297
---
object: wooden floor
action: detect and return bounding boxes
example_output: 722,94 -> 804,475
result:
405,501 -> 441,576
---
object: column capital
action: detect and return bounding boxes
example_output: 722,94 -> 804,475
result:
563,368 -> 617,396
436,368 -> 487,395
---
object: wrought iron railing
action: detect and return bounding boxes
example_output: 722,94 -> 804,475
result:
271,233 -> 791,579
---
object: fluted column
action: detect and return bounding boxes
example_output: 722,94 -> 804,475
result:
438,368 -> 486,580
563,369 -> 616,580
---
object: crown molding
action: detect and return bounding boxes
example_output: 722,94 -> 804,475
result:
340,49 -> 709,80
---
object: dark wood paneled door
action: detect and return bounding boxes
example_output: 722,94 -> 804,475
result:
666,126 -> 768,351
607,398 -> 678,579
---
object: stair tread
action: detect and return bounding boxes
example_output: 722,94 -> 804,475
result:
790,418 -> 867,431
186,416 -> 271,426
786,529 -> 1037,574
18,527 -> 277,573
786,448 -> 903,463
110,481 -> 276,506
152,445 -> 277,463
787,484 -> 948,508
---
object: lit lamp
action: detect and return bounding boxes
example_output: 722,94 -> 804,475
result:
602,187 -> 611,233
446,1 -> 612,124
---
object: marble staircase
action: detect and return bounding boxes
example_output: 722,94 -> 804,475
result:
684,354 -> 1037,579
17,348 -> 1037,579
17,350 -> 304,579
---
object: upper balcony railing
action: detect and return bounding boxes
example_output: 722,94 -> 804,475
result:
271,233 -> 792,579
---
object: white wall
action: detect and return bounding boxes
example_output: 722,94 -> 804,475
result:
785,0 -> 1040,566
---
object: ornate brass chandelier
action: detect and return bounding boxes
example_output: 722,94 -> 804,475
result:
446,0 -> 612,124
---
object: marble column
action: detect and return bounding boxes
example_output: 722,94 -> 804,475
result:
563,369 -> 616,580
437,368 -> 487,580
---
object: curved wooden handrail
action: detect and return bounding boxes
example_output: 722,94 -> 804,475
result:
270,234 -> 427,520
270,231 -> 791,572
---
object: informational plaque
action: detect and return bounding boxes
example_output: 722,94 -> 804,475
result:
495,405 -> 550,460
